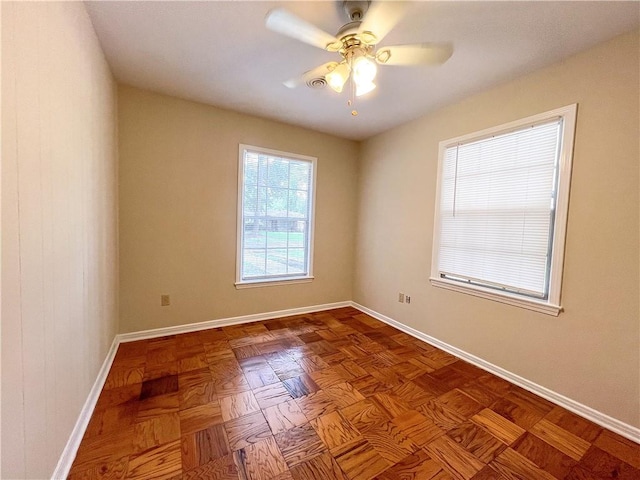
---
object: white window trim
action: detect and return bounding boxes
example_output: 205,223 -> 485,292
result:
430,104 -> 577,316
236,144 -> 317,288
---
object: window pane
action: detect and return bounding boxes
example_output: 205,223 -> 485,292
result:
257,187 -> 267,216
288,190 -> 308,218
258,155 -> 268,186
268,157 -> 290,188
267,188 -> 289,216
287,248 -> 305,274
244,154 -> 258,185
244,220 -> 265,248
243,249 -> 266,277
266,230 -> 288,248
289,162 -> 310,190
266,249 -> 288,275
288,227 -> 305,248
243,185 -> 257,216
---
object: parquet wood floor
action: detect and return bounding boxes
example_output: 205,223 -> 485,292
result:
68,307 -> 640,480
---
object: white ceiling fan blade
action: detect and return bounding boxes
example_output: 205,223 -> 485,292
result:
266,8 -> 339,50
283,62 -> 338,89
376,43 -> 454,66
359,1 -> 409,45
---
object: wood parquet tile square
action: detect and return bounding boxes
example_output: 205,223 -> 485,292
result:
491,447 -> 557,480
511,432 -> 577,479
215,374 -> 252,397
179,368 -> 213,389
362,421 -> 419,464
579,445 -> 640,479
179,381 -> 217,410
139,375 -> 178,400
531,419 -> 591,461
282,374 -> 320,399
133,412 -> 181,453
224,411 -> 272,451
290,451 -> 347,480
84,401 -> 139,438
593,430 -> 640,469
68,307 -> 640,480
391,409 -> 444,447
437,389 -> 483,419
179,401 -> 223,436
239,436 -> 289,480
424,434 -> 486,479
375,449 -> 442,480
490,396 -> 547,430
295,390 -> 340,419
219,391 -> 262,422
471,408 -> 526,446
253,382 -> 294,411
331,437 -> 390,480
471,465 -> 508,480
341,399 -> 391,434
136,392 -> 180,421
72,427 -> 135,472
309,367 -> 347,389
275,422 -> 326,467
264,399 -> 309,434
182,453 -> 238,480
311,411 -> 362,450
447,420 -> 507,464
67,456 -> 129,480
420,398 -> 468,431
125,439 -> 182,479
324,382 -> 366,409
181,423 -> 230,471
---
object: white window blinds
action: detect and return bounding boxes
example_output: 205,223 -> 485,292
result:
436,119 -> 562,299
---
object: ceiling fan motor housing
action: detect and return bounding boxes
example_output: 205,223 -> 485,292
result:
343,0 -> 370,22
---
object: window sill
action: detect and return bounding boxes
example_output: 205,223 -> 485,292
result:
235,276 -> 314,289
429,277 -> 562,316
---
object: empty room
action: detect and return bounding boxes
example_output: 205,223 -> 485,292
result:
2,1 -> 639,479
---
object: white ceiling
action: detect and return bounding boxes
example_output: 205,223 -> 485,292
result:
85,1 -> 639,141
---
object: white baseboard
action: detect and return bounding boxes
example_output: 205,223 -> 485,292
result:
351,302 -> 640,444
117,301 -> 352,343
51,337 -> 120,479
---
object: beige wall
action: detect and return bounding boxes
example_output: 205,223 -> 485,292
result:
1,2 -> 119,478
118,86 -> 358,333
355,30 -> 640,428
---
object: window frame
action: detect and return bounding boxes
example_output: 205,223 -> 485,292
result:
236,144 -> 317,288
430,104 -> 577,315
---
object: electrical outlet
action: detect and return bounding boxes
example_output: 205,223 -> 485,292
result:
161,294 -> 170,306
405,295 -> 411,304
398,292 -> 405,303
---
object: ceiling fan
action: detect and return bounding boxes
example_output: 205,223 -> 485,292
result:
265,1 -> 453,108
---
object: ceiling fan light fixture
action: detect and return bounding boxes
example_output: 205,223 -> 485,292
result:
352,55 -> 377,84
355,80 -> 376,97
326,61 -> 350,93
375,49 -> 391,64
266,2 -> 454,115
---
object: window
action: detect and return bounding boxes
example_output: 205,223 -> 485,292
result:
430,105 -> 577,315
236,144 -> 316,287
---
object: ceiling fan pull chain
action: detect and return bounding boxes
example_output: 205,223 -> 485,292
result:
348,55 -> 358,116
